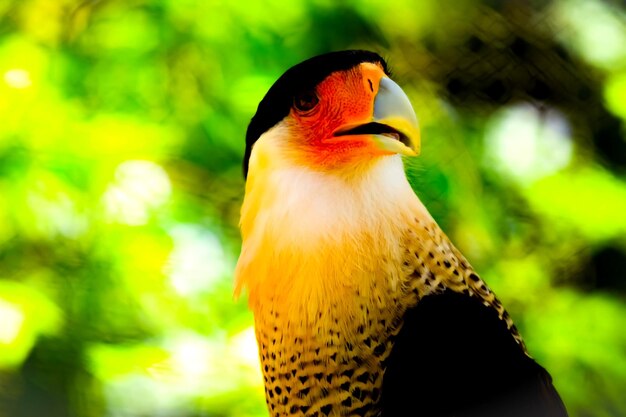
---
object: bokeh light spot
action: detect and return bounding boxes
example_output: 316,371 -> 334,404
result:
553,0 -> 626,68
165,224 -> 232,296
484,103 -> 573,185
0,299 -> 25,345
3,69 -> 32,89
103,160 -> 171,225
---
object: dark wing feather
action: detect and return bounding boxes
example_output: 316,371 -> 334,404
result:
381,289 -> 568,417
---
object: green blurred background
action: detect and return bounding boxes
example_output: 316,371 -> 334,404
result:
0,0 -> 625,416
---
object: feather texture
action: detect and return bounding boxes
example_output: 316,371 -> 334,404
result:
236,50 -> 567,417
235,123 -> 566,416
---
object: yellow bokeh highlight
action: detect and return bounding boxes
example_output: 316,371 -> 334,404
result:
3,68 -> 32,89
0,281 -> 62,369
604,71 -> 626,120
527,166 -> 626,240
0,299 -> 25,344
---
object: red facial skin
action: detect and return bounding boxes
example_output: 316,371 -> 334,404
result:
286,62 -> 391,171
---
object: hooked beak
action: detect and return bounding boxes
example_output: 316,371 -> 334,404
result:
333,77 -> 420,156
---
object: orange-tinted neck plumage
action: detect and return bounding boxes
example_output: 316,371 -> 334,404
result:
235,126 -> 429,415
235,124 -> 428,318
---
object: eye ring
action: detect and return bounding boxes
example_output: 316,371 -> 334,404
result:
294,90 -> 319,113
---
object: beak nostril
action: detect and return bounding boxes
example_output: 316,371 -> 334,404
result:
368,79 -> 374,93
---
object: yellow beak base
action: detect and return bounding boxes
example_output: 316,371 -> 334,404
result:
371,116 -> 420,156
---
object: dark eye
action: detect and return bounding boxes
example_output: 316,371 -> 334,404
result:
294,91 -> 319,113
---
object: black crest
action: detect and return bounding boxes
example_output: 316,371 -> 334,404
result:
243,50 -> 388,177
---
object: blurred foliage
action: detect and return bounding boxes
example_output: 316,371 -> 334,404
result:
0,0 -> 625,416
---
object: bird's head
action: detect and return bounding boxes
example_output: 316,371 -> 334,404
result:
243,50 -> 420,177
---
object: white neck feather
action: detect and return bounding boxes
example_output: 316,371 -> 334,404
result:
261,157 -> 413,247
235,126 -> 429,313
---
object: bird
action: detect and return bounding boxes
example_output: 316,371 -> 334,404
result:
234,50 -> 568,417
